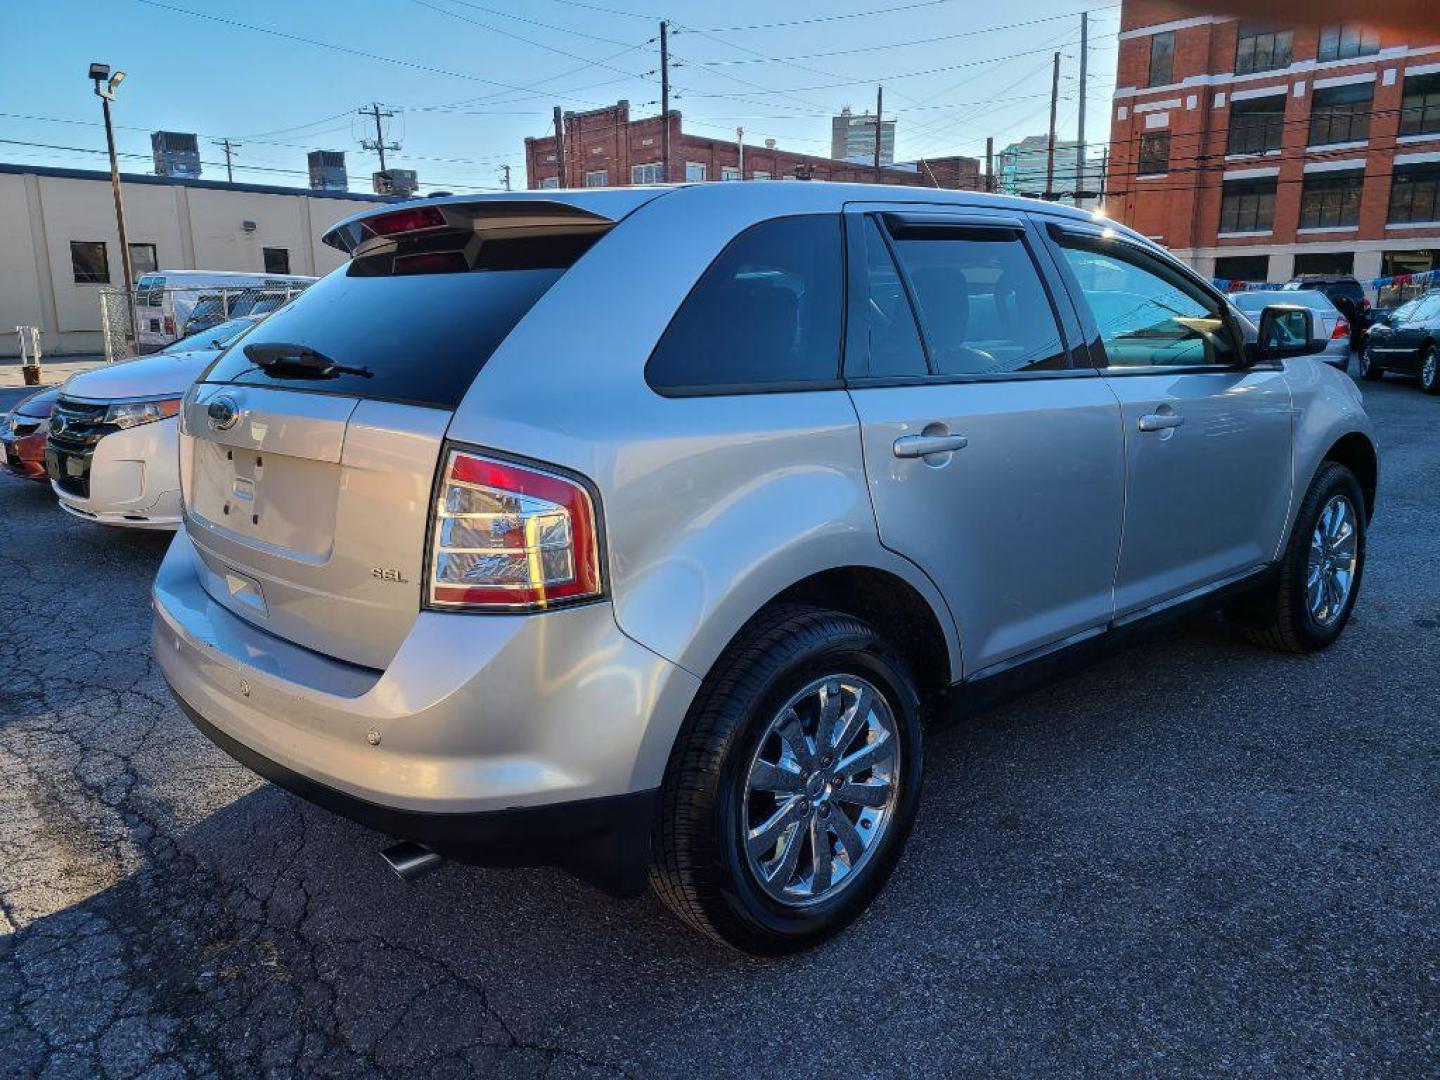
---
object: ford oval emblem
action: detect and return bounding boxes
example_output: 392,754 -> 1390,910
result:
207,396 -> 240,431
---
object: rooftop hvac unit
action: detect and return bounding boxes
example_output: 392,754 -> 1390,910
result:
373,169 -> 418,196
151,131 -> 201,179
308,150 -> 348,191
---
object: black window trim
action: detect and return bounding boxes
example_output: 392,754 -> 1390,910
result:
841,209 -> 1084,388
1042,222 -> 1267,375
643,212 -> 850,399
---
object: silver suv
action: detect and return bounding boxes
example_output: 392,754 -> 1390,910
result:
154,184 -> 1376,954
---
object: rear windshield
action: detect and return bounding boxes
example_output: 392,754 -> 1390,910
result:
201,233 -> 595,409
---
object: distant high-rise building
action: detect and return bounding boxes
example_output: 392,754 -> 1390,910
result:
308,150 -> 348,191
996,134 -> 1105,207
151,131 -> 201,179
372,169 -> 418,197
831,106 -> 895,165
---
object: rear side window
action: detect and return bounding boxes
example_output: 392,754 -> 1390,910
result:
203,231 -> 599,410
851,216 -> 928,379
647,215 -> 843,394
887,223 -> 1066,376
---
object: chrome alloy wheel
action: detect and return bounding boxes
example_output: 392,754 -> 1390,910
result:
1307,494 -> 1359,627
741,675 -> 901,907
1423,349 -> 1437,389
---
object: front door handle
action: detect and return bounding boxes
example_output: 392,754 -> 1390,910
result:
893,433 -> 969,458
1137,412 -> 1185,432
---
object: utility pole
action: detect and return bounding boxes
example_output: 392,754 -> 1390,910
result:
359,102 -> 399,172
737,126 -> 744,179
660,21 -> 671,182
90,62 -> 136,349
553,106 -> 566,187
1045,51 -> 1060,199
498,164 -> 511,191
985,136 -> 994,193
873,85 -> 884,180
1076,11 -> 1088,205
212,138 -> 240,183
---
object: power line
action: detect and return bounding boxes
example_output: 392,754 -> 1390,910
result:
687,0 -> 1119,34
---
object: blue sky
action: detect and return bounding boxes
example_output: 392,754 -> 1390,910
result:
0,0 -> 1120,193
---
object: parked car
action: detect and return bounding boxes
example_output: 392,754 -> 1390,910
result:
1282,274 -> 1370,346
46,316 -> 261,528
134,270 -> 315,352
2,387 -> 61,481
1231,289 -> 1351,369
151,186 -> 1376,954
1359,289 -> 1440,392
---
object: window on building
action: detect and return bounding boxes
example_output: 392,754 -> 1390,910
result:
751,170 -> 771,180
1299,170 -> 1364,229
263,247 -> 291,274
1400,73 -> 1440,138
1308,82 -> 1373,146
685,161 -> 707,182
1056,237 -> 1239,368
631,162 -> 663,184
128,243 -> 158,282
1316,23 -> 1380,63
1214,254 -> 1271,283
1148,31 -> 1175,87
1235,23 -> 1293,75
1227,96 -> 1286,155
1219,177 -> 1278,233
720,166 -> 741,181
889,222 -> 1066,376
1388,163 -> 1440,225
584,169 -> 608,187
646,215 -> 844,393
537,176 -> 560,189
1135,132 -> 1170,175
1293,251 -> 1355,276
70,241 -> 109,284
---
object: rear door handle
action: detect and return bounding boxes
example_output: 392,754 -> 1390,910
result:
1137,413 -> 1185,432
893,433 -> 969,458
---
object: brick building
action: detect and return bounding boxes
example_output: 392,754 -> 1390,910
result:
1107,2 -> 1440,288
524,101 -> 980,191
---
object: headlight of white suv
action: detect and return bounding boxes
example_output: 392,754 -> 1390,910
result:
104,397 -> 183,429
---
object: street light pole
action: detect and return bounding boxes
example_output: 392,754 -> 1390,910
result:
91,63 -> 136,351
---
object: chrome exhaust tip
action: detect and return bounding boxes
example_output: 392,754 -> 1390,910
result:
380,840 -> 443,883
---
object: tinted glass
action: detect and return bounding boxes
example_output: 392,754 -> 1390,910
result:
1149,31 -> 1175,86
647,215 -> 843,393
204,256 -> 580,410
889,227 -> 1065,376
70,241 -> 109,285
853,217 -> 927,379
1059,240 -> 1239,368
169,317 -> 257,352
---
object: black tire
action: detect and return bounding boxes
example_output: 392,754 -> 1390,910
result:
1357,344 -> 1384,382
650,605 -> 924,955
1239,463 -> 1366,654
1420,345 -> 1439,395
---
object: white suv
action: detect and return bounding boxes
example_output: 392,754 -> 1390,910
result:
152,185 -> 1376,953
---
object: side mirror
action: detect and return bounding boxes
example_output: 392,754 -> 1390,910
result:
1252,304 -> 1322,362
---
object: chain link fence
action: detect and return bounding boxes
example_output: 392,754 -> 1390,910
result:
98,283 -> 311,363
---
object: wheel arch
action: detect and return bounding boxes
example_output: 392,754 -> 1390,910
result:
1321,431 -> 1378,522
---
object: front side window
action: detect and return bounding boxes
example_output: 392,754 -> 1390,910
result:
1400,73 -> 1440,137
1148,31 -> 1175,87
1227,96 -> 1286,155
70,241 -> 109,284
1388,164 -> 1440,225
1235,23 -> 1293,75
887,221 -> 1066,377
631,162 -> 663,184
1220,177 -> 1278,233
1309,82 -> 1373,146
1137,132 -> 1171,175
1317,23 -> 1379,63
647,215 -> 843,393
1299,171 -> 1364,229
1057,238 -> 1239,369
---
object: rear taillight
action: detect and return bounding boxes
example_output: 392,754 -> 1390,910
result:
1331,317 -> 1350,340
367,205 -> 446,237
426,448 -> 602,611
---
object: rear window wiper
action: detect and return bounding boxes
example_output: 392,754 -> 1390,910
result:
242,342 -> 373,379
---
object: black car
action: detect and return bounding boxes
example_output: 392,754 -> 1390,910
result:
1359,289 -> 1440,393
1284,275 -> 1370,346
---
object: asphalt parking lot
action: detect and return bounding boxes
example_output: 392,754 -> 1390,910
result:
1,372 -> 1436,1078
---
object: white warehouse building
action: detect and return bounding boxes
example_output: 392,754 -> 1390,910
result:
0,163 -> 396,356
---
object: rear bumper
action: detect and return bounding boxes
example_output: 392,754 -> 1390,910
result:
152,530 -> 700,880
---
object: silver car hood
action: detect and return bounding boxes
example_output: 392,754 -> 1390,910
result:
62,348 -> 222,401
